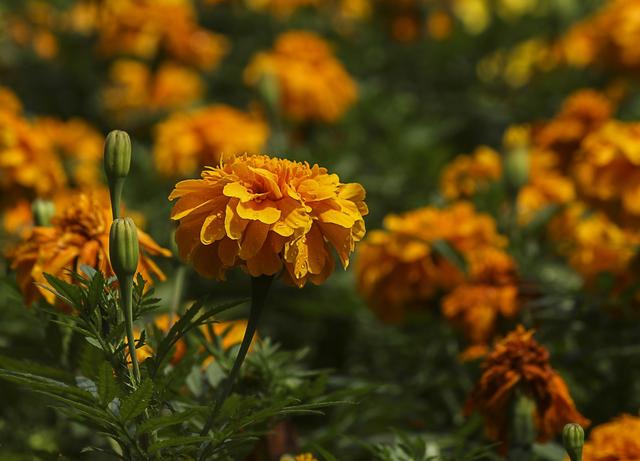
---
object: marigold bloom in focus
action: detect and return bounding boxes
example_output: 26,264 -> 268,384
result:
440,146 -> 502,199
356,202 -> 509,323
169,154 -> 367,286
466,326 -> 589,446
154,105 -> 269,177
580,414 -> 640,460
8,190 -> 171,306
245,31 -> 357,123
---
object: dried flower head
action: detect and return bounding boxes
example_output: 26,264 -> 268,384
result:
8,190 -> 170,306
245,31 -> 357,122
169,154 -> 367,286
466,326 -> 589,445
154,105 -> 269,177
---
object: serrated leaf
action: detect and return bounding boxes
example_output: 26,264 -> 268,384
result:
119,379 -> 153,421
97,362 -> 118,405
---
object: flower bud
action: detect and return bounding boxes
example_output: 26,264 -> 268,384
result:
563,423 -> 584,461
109,217 -> 139,279
504,146 -> 530,192
32,198 -> 55,227
512,393 -> 536,448
104,130 -> 132,181
104,130 -> 132,219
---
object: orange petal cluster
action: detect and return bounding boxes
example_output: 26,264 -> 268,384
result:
466,326 -> 589,446
440,146 -> 502,200
154,105 -> 269,177
356,202 -> 518,348
244,31 -> 357,123
580,414 -> 640,460
8,190 -> 171,306
169,154 -> 367,286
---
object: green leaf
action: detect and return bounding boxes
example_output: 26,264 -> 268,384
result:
136,409 -> 197,435
148,435 -> 213,453
119,379 -> 153,422
97,362 -> 118,405
432,239 -> 468,275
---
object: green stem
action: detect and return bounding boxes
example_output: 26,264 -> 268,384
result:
121,275 -> 140,385
507,392 -> 535,461
110,179 -> 124,220
169,265 -> 187,324
199,275 -> 273,437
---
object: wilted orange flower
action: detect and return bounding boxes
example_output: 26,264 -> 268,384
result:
573,121 -> 640,217
466,326 -> 589,446
549,202 -> 639,281
136,314 -> 248,366
8,190 -> 171,306
102,60 -> 204,122
442,248 -> 518,353
97,0 -> 228,70
34,117 -> 103,187
356,202 -> 507,322
0,110 -> 66,198
440,146 -> 502,199
170,154 -> 367,286
245,31 -> 357,123
580,414 -> 640,460
154,105 -> 269,177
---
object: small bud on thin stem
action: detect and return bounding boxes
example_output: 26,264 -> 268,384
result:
104,130 -> 132,220
563,423 -> 584,461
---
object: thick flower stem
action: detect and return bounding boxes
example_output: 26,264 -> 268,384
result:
200,275 -> 273,437
110,179 -> 124,220
507,392 -> 535,461
120,274 -> 140,385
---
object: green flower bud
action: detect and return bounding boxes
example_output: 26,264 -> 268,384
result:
31,198 -> 55,227
109,217 -> 139,279
104,130 -> 132,219
563,423 -> 584,461
512,393 -> 536,448
504,146 -> 530,192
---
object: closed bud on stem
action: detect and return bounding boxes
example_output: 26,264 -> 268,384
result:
32,198 -> 55,227
504,146 -> 530,192
563,423 -> 584,461
104,130 -> 132,219
109,217 -> 139,279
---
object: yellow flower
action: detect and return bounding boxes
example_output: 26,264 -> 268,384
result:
102,60 -> 204,122
440,146 -> 502,200
573,121 -> 640,217
466,326 -> 589,447
580,414 -> 640,460
517,171 -> 575,224
245,31 -> 358,123
153,105 -> 269,177
34,117 -> 103,187
549,202 -> 639,281
169,154 -> 367,286
356,202 -> 507,322
280,454 -> 319,461
8,190 -> 171,306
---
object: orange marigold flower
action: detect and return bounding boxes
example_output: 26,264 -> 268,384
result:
169,154 -> 368,286
244,31 -> 357,123
355,202 -> 507,322
573,121 -> 640,217
440,146 -> 502,200
102,60 -> 204,122
8,190 -> 171,306
580,414 -> 640,460
0,86 -> 23,114
2,200 -> 34,239
549,202 -> 639,280
153,105 -> 269,177
466,326 -> 589,446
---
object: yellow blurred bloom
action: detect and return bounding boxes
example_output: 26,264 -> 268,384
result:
549,202 -> 639,281
245,0 -> 319,17
440,146 -> 502,199
466,326 -> 589,446
453,0 -> 490,35
573,121 -> 640,217
427,10 -> 453,41
169,154 -> 368,286
8,190 -> 171,306
580,414 -> 640,460
245,31 -> 358,123
2,200 -> 34,239
102,60 -> 204,122
356,202 -> 508,322
0,87 -> 22,114
97,0 -> 228,70
153,105 -> 269,177
34,117 -> 103,187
